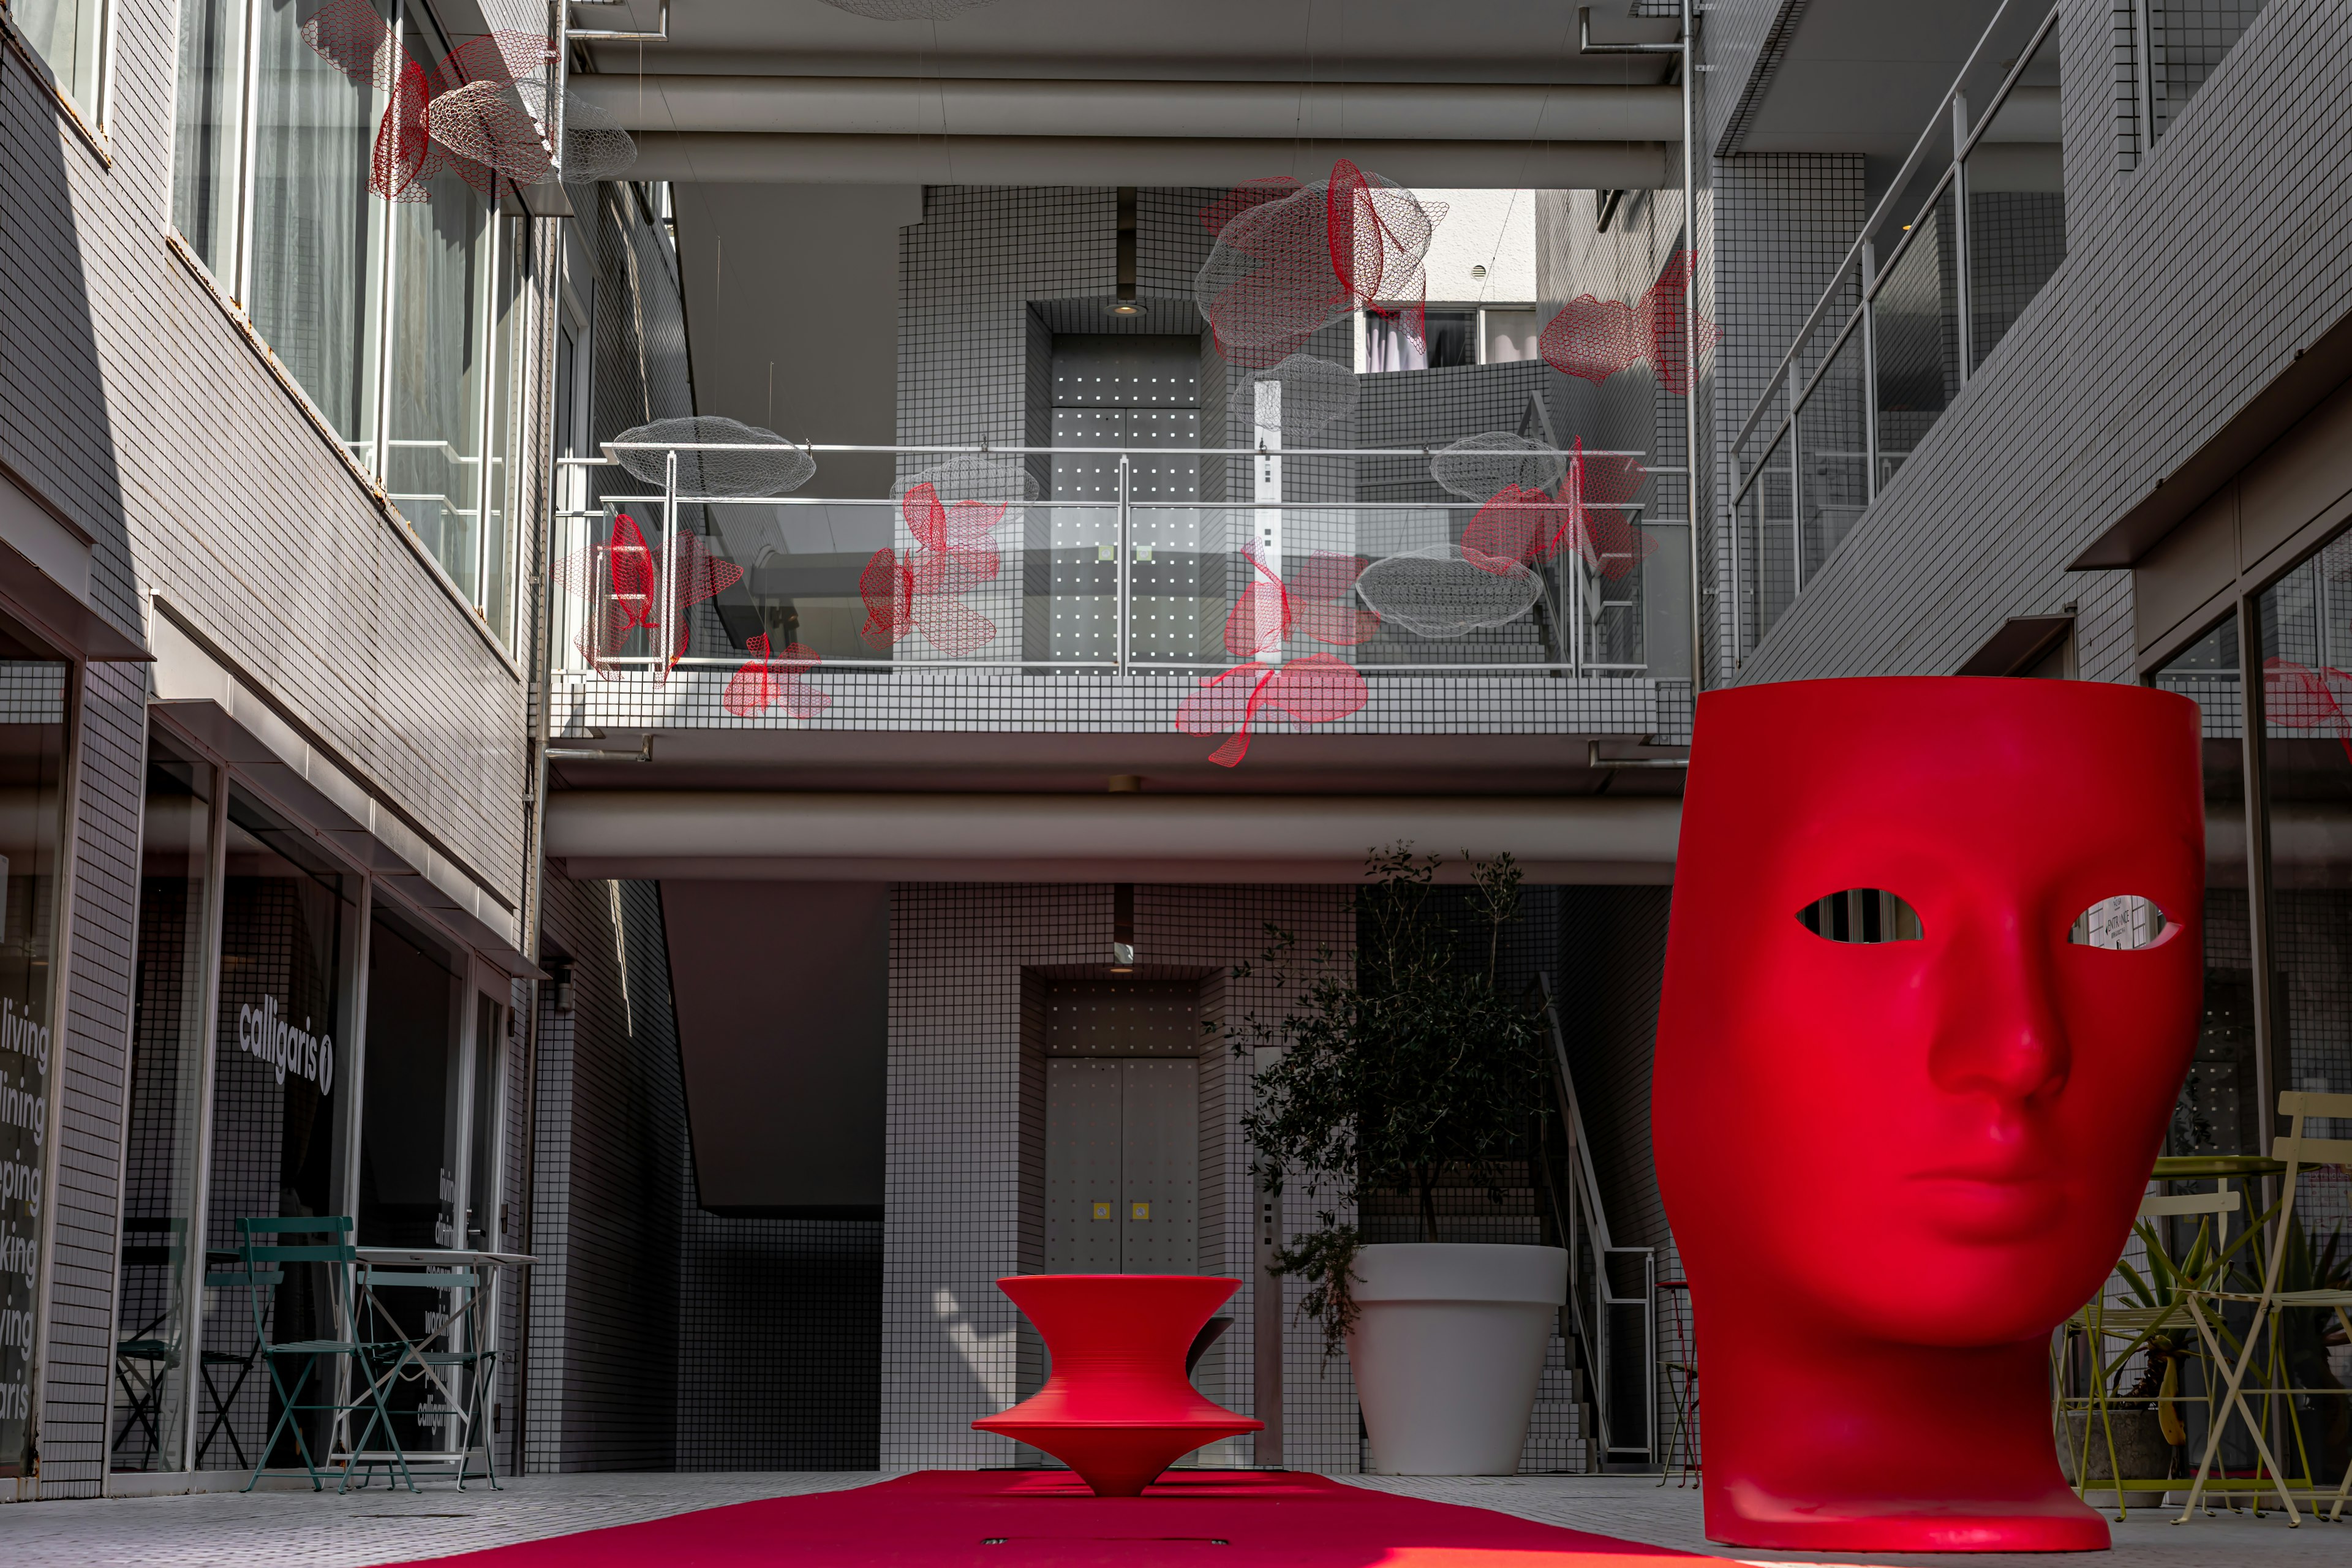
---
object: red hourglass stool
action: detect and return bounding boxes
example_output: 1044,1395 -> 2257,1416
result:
973,1274 -> 1262,1497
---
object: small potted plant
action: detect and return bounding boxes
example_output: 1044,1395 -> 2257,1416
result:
1227,845 -> 1566,1474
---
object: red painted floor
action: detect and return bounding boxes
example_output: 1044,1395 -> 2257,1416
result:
393,1471 -> 1712,1567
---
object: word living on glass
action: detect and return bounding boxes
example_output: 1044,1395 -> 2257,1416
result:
237,993 -> 334,1093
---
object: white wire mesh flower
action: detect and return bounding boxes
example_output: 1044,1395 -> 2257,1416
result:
1352,543 -> 1543,639
426,78 -> 556,184
612,417 -> 816,499
510,80 -> 637,184
892,451 -> 1038,505
1430,432 -> 1568,503
1247,353 -> 1359,440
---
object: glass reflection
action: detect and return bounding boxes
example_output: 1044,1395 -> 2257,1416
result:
111,745 -> 218,1472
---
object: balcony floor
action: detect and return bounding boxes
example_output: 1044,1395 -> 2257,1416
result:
2,1471 -> 2336,1566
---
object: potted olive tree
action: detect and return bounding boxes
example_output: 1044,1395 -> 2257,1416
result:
1229,846 -> 1566,1474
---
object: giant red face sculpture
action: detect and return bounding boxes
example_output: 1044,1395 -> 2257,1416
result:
1654,678 -> 2203,1552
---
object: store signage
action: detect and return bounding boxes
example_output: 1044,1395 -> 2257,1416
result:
238,995 -> 334,1094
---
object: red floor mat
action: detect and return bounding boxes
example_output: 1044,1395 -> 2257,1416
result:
394,1471 -> 1711,1567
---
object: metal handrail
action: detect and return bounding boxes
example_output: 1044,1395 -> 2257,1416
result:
1537,973 -> 1656,1469
551,442 -> 1686,682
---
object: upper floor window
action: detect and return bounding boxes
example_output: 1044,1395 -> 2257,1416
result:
168,0 -> 532,649
2136,0 -> 2273,148
14,0 -> 107,116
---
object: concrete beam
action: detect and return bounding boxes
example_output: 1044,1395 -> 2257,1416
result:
574,74 -> 1683,143
546,791 -> 1683,884
620,132 -> 1673,188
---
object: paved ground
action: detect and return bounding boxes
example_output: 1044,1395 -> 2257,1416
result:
0,1469 -> 2337,1566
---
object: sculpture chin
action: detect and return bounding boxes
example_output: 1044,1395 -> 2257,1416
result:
1712,1478 -> 2112,1553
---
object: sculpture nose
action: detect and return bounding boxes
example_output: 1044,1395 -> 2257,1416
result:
1928,910 -> 2069,1109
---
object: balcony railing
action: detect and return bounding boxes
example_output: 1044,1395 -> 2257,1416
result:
1728,0 -> 2064,658
549,444 -> 1694,684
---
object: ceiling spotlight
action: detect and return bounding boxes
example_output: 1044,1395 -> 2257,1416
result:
1106,300 -> 1147,317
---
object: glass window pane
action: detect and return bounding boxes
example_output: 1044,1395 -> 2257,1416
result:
1871,186 -> 1959,490
2150,616 -> 2261,1157
385,165 -> 493,599
248,0 -> 386,462
1967,26 -> 2065,374
13,0 -> 104,112
466,994 -> 502,1249
0,639 -> 71,1477
171,0 -> 244,274
1795,318 -> 1869,578
111,746 -> 217,1474
2255,540 -> 2352,1253
357,905 -> 461,1250
198,787 -> 355,1469
482,217 -> 531,644
1738,436 -> 1796,653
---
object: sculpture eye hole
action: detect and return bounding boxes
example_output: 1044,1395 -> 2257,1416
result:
2070,895 -> 2172,949
1796,889 -> 1924,943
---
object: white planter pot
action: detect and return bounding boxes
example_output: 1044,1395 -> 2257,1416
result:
1345,1242 -> 1569,1476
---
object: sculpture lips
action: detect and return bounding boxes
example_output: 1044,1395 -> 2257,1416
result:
1908,1166 -> 2064,1238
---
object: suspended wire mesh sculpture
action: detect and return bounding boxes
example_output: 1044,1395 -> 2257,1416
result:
1194,160 -> 1445,369
549,511 -> 745,677
1352,543 -> 1544,639
1431,432 -> 1568,503
1458,440 -> 1656,582
1174,545 -> 1376,766
1248,353 -> 1359,440
1539,249 -> 1720,395
611,416 -> 817,499
892,451 -> 1036,506
2264,657 -> 2352,765
521,81 -> 636,183
816,0 -> 1003,17
724,634 -> 831,719
428,78 -> 554,185
858,481 -> 1009,658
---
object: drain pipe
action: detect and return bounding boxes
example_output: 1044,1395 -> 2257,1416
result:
1581,4 -> 1704,698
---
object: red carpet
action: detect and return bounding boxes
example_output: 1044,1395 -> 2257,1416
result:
393,1471 -> 1710,1567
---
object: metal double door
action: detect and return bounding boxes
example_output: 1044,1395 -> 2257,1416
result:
1044,1058 -> 1197,1274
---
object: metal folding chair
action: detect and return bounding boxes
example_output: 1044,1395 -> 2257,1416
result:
2177,1092 -> 2352,1524
350,1262 -> 500,1490
235,1216 -> 410,1493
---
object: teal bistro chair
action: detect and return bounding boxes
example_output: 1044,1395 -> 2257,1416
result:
352,1261 -> 501,1490
234,1216 -> 412,1493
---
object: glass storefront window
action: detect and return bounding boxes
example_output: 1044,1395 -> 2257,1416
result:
198,788 -> 357,1469
358,905 -> 461,1249
2150,616 -> 2261,1156
465,993 -> 504,1250
13,0 -> 105,114
0,635 -> 72,1477
110,742 -> 220,1473
2255,541 -> 2352,1242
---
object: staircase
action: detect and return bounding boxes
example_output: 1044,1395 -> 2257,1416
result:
1518,1321 -> 1596,1474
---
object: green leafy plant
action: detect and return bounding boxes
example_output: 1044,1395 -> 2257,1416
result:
1221,845 -> 1546,1357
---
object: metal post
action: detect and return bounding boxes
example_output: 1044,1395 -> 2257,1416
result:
1680,0 -> 1702,692
1787,377 -> 1803,595
661,448 -> 678,673
1116,454 -> 1131,673
1950,93 -> 1972,383
1727,449 -> 1743,667
1860,241 -> 1880,503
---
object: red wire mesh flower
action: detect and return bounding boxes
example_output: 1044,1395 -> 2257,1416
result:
857,482 -> 1008,657
2264,657 -> 2352,764
1460,440 -> 1655,581
1539,249 -> 1720,394
300,0 -> 401,89
301,7 -> 552,200
1176,655 -> 1369,768
723,635 -> 831,719
1178,546 -> 1379,766
550,512 -> 744,677
1195,160 -> 1444,369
